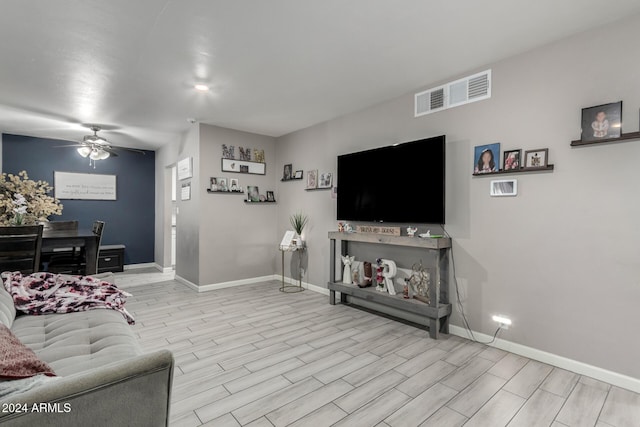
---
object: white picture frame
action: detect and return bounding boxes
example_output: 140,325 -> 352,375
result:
490,179 -> 517,197
177,157 -> 193,180
54,171 -> 117,200
318,171 -> 333,188
221,158 -> 266,175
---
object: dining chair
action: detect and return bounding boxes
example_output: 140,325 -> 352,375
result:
0,225 -> 43,274
40,220 -> 80,271
47,220 -> 105,275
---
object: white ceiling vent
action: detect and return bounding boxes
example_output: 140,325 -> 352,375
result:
415,69 -> 491,117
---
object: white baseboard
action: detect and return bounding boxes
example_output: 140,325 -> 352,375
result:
448,325 -> 640,394
175,274 -> 279,293
124,262 -> 158,271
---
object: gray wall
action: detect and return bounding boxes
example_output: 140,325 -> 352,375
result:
275,14 -> 640,379
155,123 -> 278,286
198,125 -> 278,285
175,125 -> 201,284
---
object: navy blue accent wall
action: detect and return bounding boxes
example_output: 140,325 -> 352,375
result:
2,134 -> 155,265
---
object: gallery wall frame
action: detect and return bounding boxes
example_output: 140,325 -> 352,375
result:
221,158 -> 266,175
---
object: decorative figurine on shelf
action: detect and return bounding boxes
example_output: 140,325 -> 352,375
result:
342,255 -> 355,285
343,222 -> 353,233
380,259 -> 398,295
408,260 -> 430,303
352,268 -> 360,286
418,230 -> 431,238
375,258 -> 385,292
359,261 -> 373,288
407,227 -> 418,237
338,222 -> 344,232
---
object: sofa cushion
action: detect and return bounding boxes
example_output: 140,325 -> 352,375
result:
0,285 -> 15,328
0,324 -> 55,379
11,310 -> 142,377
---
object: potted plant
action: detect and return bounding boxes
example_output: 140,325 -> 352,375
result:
289,212 -> 308,248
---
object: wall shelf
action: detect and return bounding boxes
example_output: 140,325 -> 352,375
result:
244,200 -> 277,204
206,189 -> 245,195
305,187 -> 332,191
472,165 -> 554,177
281,177 -> 303,182
570,131 -> 640,147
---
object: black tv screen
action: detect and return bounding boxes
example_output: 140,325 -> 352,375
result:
337,135 -> 445,224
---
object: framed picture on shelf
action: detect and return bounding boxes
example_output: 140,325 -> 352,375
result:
307,170 -> 318,189
318,172 -> 333,188
229,178 -> 240,192
210,177 -> 218,191
267,191 -> 275,202
283,164 -> 293,180
503,149 -> 521,171
473,143 -> 500,174
581,101 -> 622,141
294,170 -> 303,179
247,186 -> 260,202
217,178 -> 228,192
490,179 -> 518,197
222,158 -> 266,175
524,149 -> 549,168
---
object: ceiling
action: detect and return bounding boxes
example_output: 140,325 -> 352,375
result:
1,0 -> 639,150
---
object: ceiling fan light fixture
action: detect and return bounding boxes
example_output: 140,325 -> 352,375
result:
77,146 -> 92,157
194,84 -> 209,92
98,150 -> 110,160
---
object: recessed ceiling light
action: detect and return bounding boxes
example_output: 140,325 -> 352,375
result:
194,84 -> 209,92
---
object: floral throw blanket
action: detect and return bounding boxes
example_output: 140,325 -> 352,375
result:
2,272 -> 135,324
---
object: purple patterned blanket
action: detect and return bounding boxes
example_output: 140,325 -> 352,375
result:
1,272 -> 135,324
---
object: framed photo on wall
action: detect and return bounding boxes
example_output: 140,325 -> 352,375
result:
473,143 -> 500,174
503,149 -> 521,171
581,101 -> 622,141
247,186 -> 260,202
294,170 -> 303,179
318,172 -> 333,188
307,170 -> 318,189
524,149 -> 549,168
266,191 -> 275,202
490,179 -> 518,197
283,164 -> 293,180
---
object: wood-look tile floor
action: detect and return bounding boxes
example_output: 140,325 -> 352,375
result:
122,277 -> 640,427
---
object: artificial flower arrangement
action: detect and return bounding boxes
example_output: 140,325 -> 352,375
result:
0,171 -> 63,225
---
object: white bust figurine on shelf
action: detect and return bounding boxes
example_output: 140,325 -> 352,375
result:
342,255 -> 355,284
407,227 -> 418,237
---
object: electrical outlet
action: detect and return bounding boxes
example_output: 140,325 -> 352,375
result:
492,315 -> 512,330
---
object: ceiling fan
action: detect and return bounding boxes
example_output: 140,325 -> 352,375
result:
58,125 -> 146,165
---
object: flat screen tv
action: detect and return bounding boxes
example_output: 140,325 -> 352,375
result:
337,135 -> 445,224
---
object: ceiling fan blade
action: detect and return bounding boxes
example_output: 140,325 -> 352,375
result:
53,144 -> 84,148
107,145 -> 147,155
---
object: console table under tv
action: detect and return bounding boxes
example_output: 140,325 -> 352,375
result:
327,231 -> 451,339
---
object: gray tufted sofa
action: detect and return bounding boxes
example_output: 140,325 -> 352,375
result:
0,275 -> 174,426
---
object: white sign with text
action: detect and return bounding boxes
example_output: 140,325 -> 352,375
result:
54,171 -> 117,200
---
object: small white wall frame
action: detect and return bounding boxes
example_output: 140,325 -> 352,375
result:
221,158 -> 266,175
490,179 -> 518,197
54,171 -> 117,200
177,157 -> 193,180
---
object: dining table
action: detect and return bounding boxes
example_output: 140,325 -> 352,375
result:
41,228 -> 99,275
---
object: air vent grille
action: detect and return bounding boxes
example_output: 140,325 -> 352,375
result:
415,69 -> 491,117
